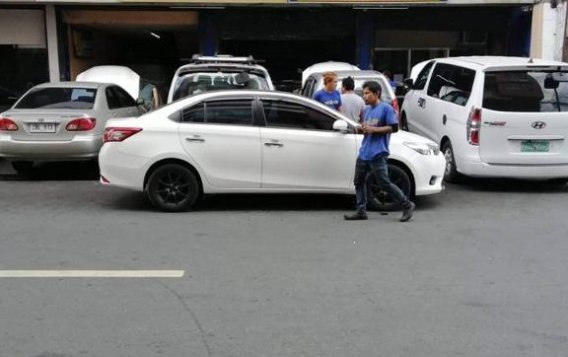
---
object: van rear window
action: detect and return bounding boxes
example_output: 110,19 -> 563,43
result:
483,71 -> 568,112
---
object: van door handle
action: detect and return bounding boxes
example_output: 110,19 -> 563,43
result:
264,142 -> 283,147
185,136 -> 205,143
418,97 -> 426,109
442,114 -> 447,125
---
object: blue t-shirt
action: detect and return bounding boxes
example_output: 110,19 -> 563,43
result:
359,102 -> 398,160
313,89 -> 342,110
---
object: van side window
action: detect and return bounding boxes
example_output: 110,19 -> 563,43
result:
427,64 -> 475,106
414,61 -> 435,90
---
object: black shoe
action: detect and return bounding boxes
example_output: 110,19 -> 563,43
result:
400,202 -> 416,222
344,212 -> 368,221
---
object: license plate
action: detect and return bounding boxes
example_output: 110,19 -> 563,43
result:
29,123 -> 56,133
521,140 -> 549,152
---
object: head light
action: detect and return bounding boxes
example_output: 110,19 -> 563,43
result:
403,142 -> 440,155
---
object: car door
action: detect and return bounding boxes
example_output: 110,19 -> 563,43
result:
404,60 -> 435,136
258,98 -> 357,191
423,63 -> 475,144
177,98 -> 261,189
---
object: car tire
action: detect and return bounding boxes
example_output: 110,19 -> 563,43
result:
367,164 -> 413,211
442,141 -> 460,183
400,113 -> 409,131
11,161 -> 34,176
145,163 -> 200,212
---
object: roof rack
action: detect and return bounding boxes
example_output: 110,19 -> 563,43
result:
188,54 -> 264,65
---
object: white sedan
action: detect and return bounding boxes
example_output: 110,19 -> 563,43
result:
99,91 -> 445,212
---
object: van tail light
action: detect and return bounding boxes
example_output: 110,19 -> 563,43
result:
466,107 -> 481,146
0,117 -> 18,131
66,117 -> 96,131
103,127 -> 142,143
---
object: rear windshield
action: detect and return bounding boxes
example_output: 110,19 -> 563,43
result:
16,87 -> 97,110
483,71 -> 568,112
172,72 -> 270,101
335,77 -> 394,102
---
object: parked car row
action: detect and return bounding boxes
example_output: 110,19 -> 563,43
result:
1,54 -> 567,212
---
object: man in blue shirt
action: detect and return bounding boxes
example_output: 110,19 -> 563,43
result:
344,81 -> 415,222
313,72 -> 342,110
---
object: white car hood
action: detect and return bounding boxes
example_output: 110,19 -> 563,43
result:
76,66 -> 140,100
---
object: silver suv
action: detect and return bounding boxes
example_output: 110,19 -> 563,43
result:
167,55 -> 274,103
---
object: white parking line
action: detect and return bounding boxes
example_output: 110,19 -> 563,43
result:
0,270 -> 185,278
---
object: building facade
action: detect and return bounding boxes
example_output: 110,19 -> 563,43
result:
0,0 -> 565,105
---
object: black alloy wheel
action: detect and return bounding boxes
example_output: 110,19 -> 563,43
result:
441,140 -> 460,183
367,164 -> 413,211
146,164 -> 200,212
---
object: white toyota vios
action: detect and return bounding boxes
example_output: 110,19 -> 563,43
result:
99,90 -> 446,212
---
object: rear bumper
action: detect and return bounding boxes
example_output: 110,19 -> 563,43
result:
0,134 -> 101,160
458,155 -> 568,179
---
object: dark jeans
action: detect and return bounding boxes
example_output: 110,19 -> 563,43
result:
353,156 -> 410,214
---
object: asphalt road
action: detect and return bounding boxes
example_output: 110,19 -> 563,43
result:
1,159 -> 567,357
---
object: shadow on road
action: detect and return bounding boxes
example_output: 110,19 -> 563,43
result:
446,176 -> 568,194
105,191 -> 441,213
0,160 -> 99,181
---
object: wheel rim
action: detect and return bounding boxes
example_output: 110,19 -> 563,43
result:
155,170 -> 193,206
444,147 -> 454,177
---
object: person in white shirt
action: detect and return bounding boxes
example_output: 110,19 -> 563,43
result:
340,77 -> 365,122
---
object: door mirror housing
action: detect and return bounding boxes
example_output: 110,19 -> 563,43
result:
403,78 -> 414,88
333,119 -> 351,133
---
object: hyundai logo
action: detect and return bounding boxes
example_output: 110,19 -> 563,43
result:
532,121 -> 546,129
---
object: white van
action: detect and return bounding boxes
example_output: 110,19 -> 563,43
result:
401,56 -> 568,181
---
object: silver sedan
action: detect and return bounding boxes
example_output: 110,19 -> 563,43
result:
0,81 -> 144,174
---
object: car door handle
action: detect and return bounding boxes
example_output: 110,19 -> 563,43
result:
442,114 -> 447,125
264,142 -> 283,147
185,136 -> 205,143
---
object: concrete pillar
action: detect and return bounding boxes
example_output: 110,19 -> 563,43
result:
356,12 -> 374,70
45,5 -> 60,82
531,0 -> 567,60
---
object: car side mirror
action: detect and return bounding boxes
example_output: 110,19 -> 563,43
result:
403,78 -> 414,88
544,76 -> 559,89
136,97 -> 145,106
333,119 -> 350,133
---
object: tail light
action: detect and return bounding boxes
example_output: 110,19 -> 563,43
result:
0,117 -> 18,131
66,117 -> 96,131
466,107 -> 481,145
103,127 -> 142,143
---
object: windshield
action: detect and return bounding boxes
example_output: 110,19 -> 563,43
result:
15,87 -> 97,109
172,72 -> 270,101
483,71 -> 568,112
335,77 -> 394,102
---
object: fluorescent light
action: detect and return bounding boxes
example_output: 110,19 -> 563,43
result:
150,32 -> 161,39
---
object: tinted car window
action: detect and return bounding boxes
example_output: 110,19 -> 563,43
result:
106,87 -> 121,109
483,71 -> 568,112
114,86 -> 137,108
181,103 -> 205,123
262,100 -> 336,131
15,87 -> 97,109
414,61 -> 435,90
205,100 -> 253,126
427,64 -> 475,106
173,73 -> 269,101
